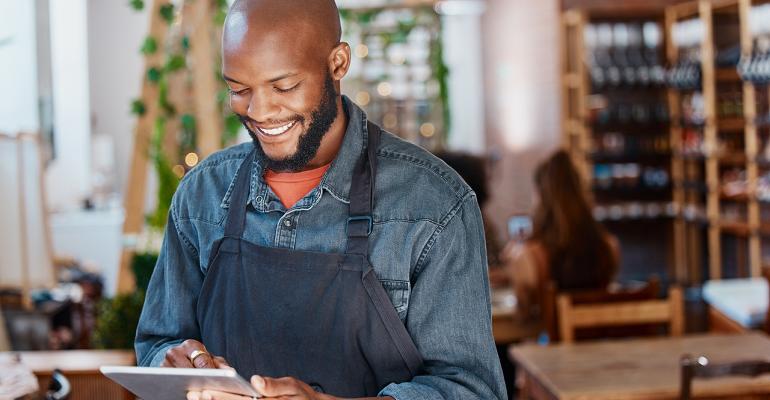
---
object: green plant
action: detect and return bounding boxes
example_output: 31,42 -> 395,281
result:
132,252 -> 159,293
92,289 -> 146,350
146,117 -> 180,230
129,0 -> 240,233
92,252 -> 158,349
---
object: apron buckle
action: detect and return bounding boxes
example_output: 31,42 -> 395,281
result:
347,215 -> 373,237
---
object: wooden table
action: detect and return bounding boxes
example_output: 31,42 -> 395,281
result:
0,350 -> 136,400
511,333 -> 770,400
703,278 -> 767,333
491,288 -> 541,344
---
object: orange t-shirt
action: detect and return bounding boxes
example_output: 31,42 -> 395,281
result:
264,164 -> 331,209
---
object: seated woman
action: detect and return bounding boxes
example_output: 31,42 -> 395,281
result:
500,150 -> 620,326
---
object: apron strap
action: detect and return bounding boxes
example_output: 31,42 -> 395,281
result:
346,121 -> 381,257
223,149 -> 257,239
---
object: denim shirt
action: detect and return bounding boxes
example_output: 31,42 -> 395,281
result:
135,96 -> 507,400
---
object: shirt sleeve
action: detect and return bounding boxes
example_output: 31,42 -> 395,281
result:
134,204 -> 204,367
379,194 -> 508,400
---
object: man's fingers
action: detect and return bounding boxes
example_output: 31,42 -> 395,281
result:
187,391 -> 202,400
213,356 -> 234,370
165,347 -> 194,368
251,376 -> 302,397
199,390 -> 250,400
192,352 -> 217,369
182,340 -> 215,368
161,340 -> 232,371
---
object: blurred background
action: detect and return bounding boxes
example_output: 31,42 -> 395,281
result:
2,0 -> 770,399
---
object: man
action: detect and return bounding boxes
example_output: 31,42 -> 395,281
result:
135,0 -> 506,399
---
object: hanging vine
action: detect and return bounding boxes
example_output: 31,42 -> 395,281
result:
129,0 -> 234,230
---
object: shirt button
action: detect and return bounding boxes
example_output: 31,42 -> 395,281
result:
283,219 -> 293,228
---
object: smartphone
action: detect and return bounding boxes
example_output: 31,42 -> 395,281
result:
507,215 -> 533,241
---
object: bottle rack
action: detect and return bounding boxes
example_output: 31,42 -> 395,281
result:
562,9 -> 676,283
562,0 -> 770,283
743,0 -> 770,275
664,0 -> 765,281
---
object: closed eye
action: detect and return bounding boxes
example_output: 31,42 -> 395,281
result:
274,82 -> 301,93
229,87 -> 248,96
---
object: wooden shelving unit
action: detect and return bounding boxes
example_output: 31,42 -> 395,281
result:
663,0 -> 762,280
745,0 -> 770,274
666,0 -> 760,282
562,0 -> 769,284
561,9 -> 678,283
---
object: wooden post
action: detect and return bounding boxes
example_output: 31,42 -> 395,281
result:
740,0 -> 761,277
666,7 -> 689,284
117,0 -> 172,295
0,308 -> 8,351
699,0 -> 722,280
162,1 -> 193,164
669,286 -> 685,336
16,136 -> 32,310
189,0 -> 223,160
560,11 -> 572,153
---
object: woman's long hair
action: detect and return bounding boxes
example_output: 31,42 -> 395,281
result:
531,150 -> 617,290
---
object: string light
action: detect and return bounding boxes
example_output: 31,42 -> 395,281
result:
355,91 -> 371,106
383,113 -> 398,129
377,82 -> 392,97
391,54 -> 406,65
355,44 -> 369,58
172,165 -> 186,178
184,152 -> 199,167
420,123 -> 436,138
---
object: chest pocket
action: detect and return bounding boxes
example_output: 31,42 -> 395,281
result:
378,279 -> 410,321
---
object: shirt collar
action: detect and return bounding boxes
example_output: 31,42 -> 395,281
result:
220,95 -> 369,211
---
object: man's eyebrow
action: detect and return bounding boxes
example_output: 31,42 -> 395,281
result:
223,72 -> 299,85
267,72 -> 298,83
222,74 -> 243,85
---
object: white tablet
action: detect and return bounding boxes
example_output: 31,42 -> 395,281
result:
100,366 -> 260,399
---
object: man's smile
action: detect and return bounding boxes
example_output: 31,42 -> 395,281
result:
257,120 -> 297,136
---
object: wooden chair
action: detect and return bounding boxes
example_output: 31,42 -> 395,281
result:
556,282 -> 684,343
542,277 -> 662,342
680,355 -> 770,400
764,267 -> 770,335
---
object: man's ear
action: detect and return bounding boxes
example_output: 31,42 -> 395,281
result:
328,42 -> 351,81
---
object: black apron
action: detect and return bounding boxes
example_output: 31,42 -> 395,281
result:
196,123 -> 423,397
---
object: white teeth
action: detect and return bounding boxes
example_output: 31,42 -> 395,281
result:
259,121 -> 295,136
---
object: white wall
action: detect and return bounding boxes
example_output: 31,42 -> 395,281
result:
45,0 -> 92,211
0,0 -> 40,134
482,0 -> 562,239
87,0 -> 149,198
439,1 -> 487,154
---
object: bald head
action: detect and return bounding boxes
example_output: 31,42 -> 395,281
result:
224,0 -> 341,63
221,0 -> 352,172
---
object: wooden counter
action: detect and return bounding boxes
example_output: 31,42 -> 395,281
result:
0,350 -> 136,400
511,333 -> 770,400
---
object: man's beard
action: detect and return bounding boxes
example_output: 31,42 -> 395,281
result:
239,75 -> 339,172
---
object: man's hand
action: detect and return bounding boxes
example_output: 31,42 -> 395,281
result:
186,375 -> 395,400
161,339 -> 232,369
